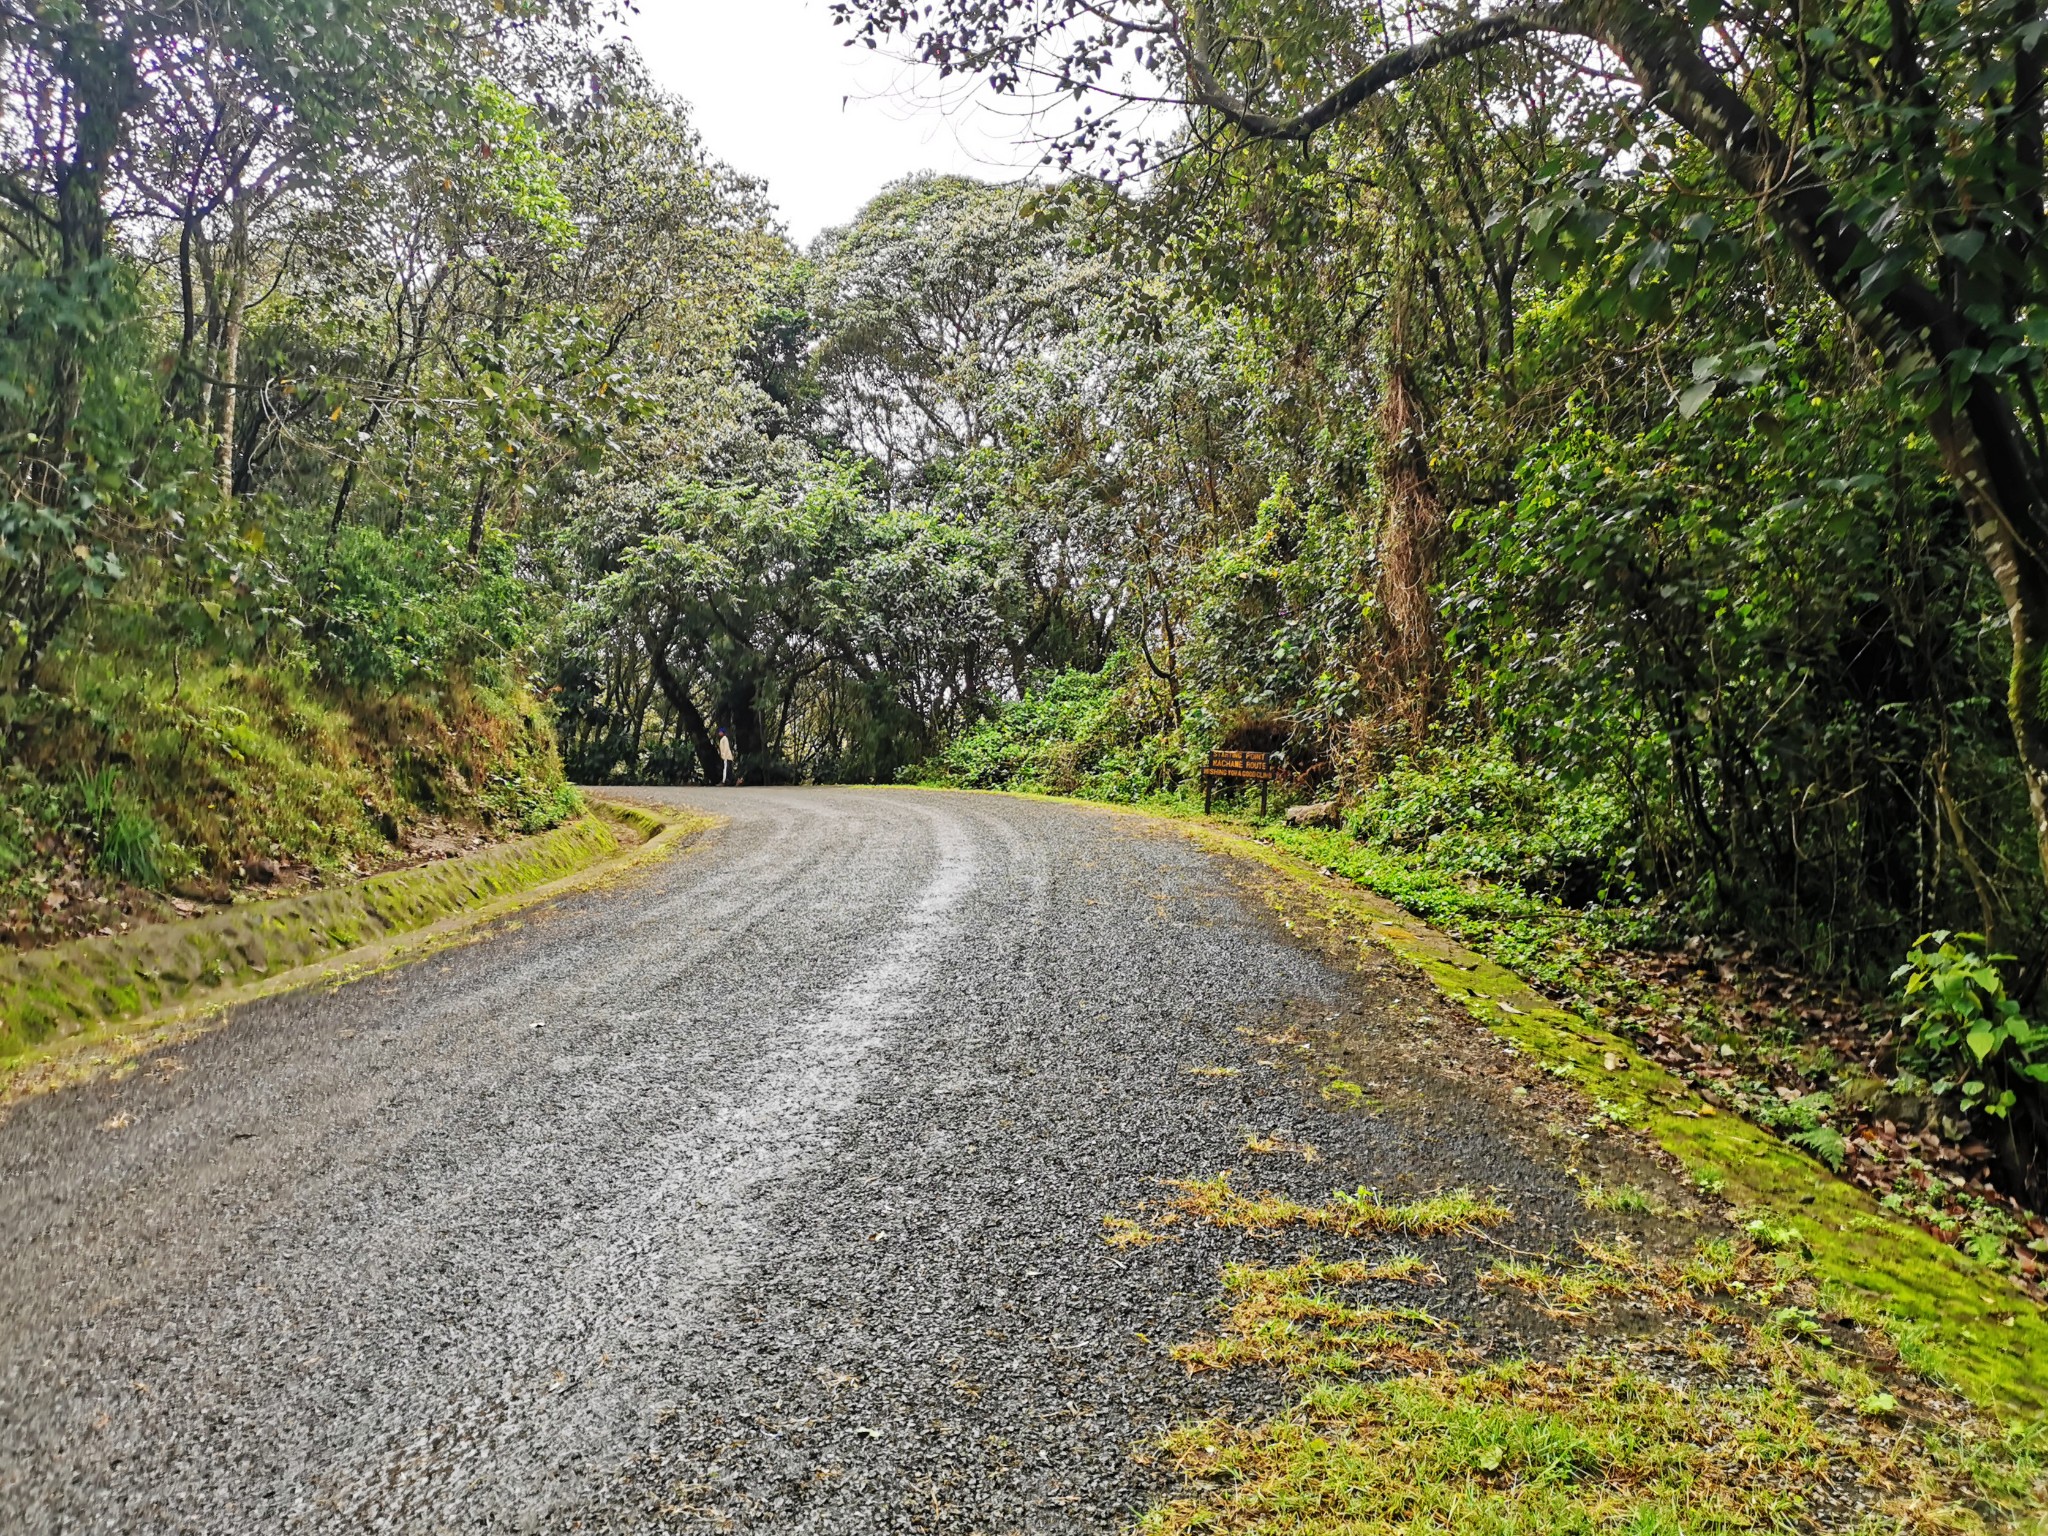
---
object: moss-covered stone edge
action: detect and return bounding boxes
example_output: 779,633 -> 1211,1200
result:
1167,815 -> 2048,1426
1,799 -> 667,1066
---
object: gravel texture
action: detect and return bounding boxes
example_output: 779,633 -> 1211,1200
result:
0,788 -> 1651,1533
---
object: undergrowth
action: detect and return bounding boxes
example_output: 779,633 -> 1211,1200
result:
913,655 -> 1196,801
2,622 -> 577,947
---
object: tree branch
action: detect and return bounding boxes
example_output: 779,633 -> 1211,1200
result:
1182,4 -> 1578,141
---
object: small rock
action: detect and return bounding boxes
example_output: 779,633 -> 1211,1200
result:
1282,800 -> 1341,828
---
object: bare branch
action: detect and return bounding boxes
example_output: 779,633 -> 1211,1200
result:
1182,4 -> 1579,141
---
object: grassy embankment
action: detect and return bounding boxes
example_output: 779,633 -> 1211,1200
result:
2,623 -> 717,1094
3,636 -> 581,950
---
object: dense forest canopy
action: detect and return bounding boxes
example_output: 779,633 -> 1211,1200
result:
827,0 -> 2048,953
5,2 -> 2047,1196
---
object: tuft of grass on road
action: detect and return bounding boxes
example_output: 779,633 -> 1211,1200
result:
1167,1173 -> 1511,1239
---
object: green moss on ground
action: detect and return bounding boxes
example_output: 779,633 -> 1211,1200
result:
1188,818 -> 2048,1426
1140,1210 -> 2047,1534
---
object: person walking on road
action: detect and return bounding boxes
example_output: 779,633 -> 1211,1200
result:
717,728 -> 737,786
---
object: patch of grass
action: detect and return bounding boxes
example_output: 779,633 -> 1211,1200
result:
1484,1234 -> 1782,1324
1103,1215 -> 1174,1249
1577,1177 -> 1663,1215
1171,1288 -> 1455,1380
1166,1173 -> 1510,1238
1147,1194 -> 2048,1534
1147,1355 -> 1978,1534
1254,815 -> 2042,1288
1243,1131 -> 1320,1162
1173,1253 -> 1453,1381
1215,1254 -> 1441,1303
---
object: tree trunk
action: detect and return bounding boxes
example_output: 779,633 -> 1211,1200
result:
646,630 -> 717,783
467,473 -> 492,558
719,675 -> 767,778
213,211 -> 249,499
44,11 -> 139,459
1938,417 -> 2048,888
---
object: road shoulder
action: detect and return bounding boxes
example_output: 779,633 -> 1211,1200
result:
0,794 -> 716,1108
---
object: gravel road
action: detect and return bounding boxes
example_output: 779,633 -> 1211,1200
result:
0,788 -> 1620,1534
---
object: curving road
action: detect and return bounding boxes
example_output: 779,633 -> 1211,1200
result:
0,788 -> 1594,1533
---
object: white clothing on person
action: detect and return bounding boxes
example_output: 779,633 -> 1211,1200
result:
718,733 -> 736,785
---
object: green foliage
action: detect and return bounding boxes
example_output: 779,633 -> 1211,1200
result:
96,807 -> 167,890
299,526 -> 538,692
0,8 -> 712,927
462,80 -> 578,253
0,260 -> 206,699
812,173 -> 1099,476
480,774 -> 583,836
1188,476 -> 1371,739
1895,933 -> 2048,1123
73,766 -> 169,889
1745,1089 -> 1849,1172
924,658 -> 1191,800
1445,288 -> 2034,974
1344,741 -> 1638,908
555,461 -> 1034,785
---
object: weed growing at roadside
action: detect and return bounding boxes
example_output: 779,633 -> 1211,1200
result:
1103,1215 -> 1173,1249
1576,1177 -> 1663,1216
1166,1174 -> 1510,1238
1242,1131 -> 1320,1162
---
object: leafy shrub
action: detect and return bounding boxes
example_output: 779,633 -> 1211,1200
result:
924,657 -> 1191,800
478,771 -> 582,835
1345,740 -> 1637,906
299,526 -> 539,692
98,807 -> 166,888
1747,1088 -> 1848,1171
1893,932 -> 2048,1123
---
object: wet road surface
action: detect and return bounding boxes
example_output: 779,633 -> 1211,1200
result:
0,788 -> 1599,1532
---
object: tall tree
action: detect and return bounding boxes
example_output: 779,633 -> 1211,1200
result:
834,0 -> 2048,895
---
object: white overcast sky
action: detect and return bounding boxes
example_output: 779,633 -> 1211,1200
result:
614,0 -> 1048,245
